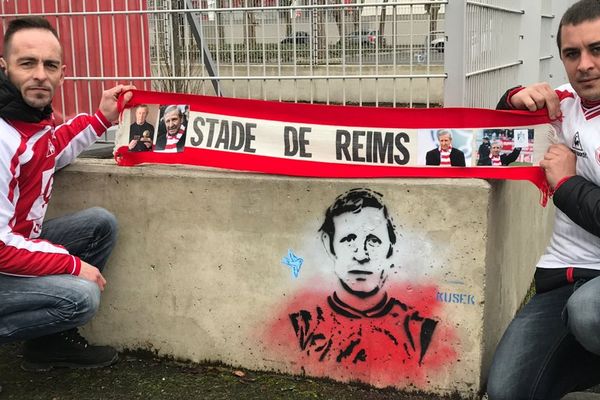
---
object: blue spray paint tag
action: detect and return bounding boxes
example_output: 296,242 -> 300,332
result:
281,249 -> 303,278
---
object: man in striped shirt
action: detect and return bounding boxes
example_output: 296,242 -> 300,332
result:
0,16 -> 134,376
477,140 -> 521,166
155,105 -> 186,153
425,129 -> 466,166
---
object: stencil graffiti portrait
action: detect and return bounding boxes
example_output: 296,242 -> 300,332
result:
267,189 -> 457,388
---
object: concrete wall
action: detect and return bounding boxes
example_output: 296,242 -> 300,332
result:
47,160 -> 554,398
481,181 -> 555,384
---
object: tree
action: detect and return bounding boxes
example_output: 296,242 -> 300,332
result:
216,0 -> 227,49
244,0 -> 261,47
315,0 -> 327,61
154,0 -> 190,93
279,0 -> 293,37
425,0 -> 441,37
377,0 -> 388,47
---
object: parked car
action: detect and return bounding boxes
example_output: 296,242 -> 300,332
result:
342,30 -> 386,47
281,31 -> 310,45
431,36 -> 445,52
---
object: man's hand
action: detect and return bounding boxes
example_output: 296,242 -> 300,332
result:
539,144 -> 576,189
99,84 -> 136,124
510,82 -> 562,120
128,139 -> 138,150
78,261 -> 107,291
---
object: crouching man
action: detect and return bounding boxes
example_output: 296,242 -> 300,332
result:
0,16 -> 133,375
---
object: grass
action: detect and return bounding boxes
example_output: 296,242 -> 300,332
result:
0,342 -> 467,400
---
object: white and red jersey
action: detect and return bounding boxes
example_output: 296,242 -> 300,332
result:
538,83 -> 600,270
0,111 -> 110,277
156,125 -> 185,153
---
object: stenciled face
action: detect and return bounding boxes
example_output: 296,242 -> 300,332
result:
560,18 -> 600,102
1,28 -> 65,110
164,110 -> 182,135
438,133 -> 452,151
330,207 -> 393,297
491,143 -> 502,156
135,107 -> 149,124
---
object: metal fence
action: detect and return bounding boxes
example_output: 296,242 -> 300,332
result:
146,0 -> 447,106
0,0 -> 578,121
444,0 -> 576,108
0,0 -> 446,117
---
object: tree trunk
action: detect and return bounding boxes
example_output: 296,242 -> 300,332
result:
377,0 -> 387,46
330,0 -> 343,39
170,0 -> 185,92
245,0 -> 257,47
279,0 -> 293,37
427,2 -> 441,36
316,0 -> 326,60
217,0 -> 226,49
352,0 -> 359,32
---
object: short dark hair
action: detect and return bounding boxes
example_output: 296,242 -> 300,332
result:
3,17 -> 60,58
319,188 -> 396,256
557,0 -> 600,51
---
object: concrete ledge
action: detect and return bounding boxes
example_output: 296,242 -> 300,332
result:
47,159 -> 554,398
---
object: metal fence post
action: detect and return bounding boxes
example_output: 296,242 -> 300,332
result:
518,0 -> 542,86
545,0 -> 576,87
443,0 -> 466,107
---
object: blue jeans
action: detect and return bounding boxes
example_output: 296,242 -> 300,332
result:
0,207 -> 117,343
487,279 -> 600,400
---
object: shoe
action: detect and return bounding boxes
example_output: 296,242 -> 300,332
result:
21,328 -> 118,372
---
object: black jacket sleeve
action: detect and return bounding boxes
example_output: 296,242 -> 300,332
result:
425,149 -> 438,166
453,149 -> 466,166
553,175 -> 600,237
501,147 -> 521,166
496,86 -> 522,110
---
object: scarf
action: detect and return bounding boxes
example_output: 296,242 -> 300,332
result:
160,125 -> 185,152
0,68 -> 53,123
439,146 -> 451,166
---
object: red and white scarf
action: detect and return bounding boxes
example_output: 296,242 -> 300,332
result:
115,90 -> 555,205
162,126 -> 185,153
491,155 -> 502,166
439,147 -> 451,166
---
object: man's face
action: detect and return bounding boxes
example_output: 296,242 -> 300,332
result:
0,28 -> 64,110
560,19 -> 600,102
164,110 -> 182,135
135,107 -> 149,124
438,133 -> 452,151
491,143 -> 501,156
330,207 -> 392,297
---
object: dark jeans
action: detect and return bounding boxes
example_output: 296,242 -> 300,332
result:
0,207 -> 117,343
487,278 -> 600,400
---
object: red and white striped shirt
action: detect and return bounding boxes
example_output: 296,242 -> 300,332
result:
157,126 -> 185,153
0,111 -> 110,277
439,147 -> 452,166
